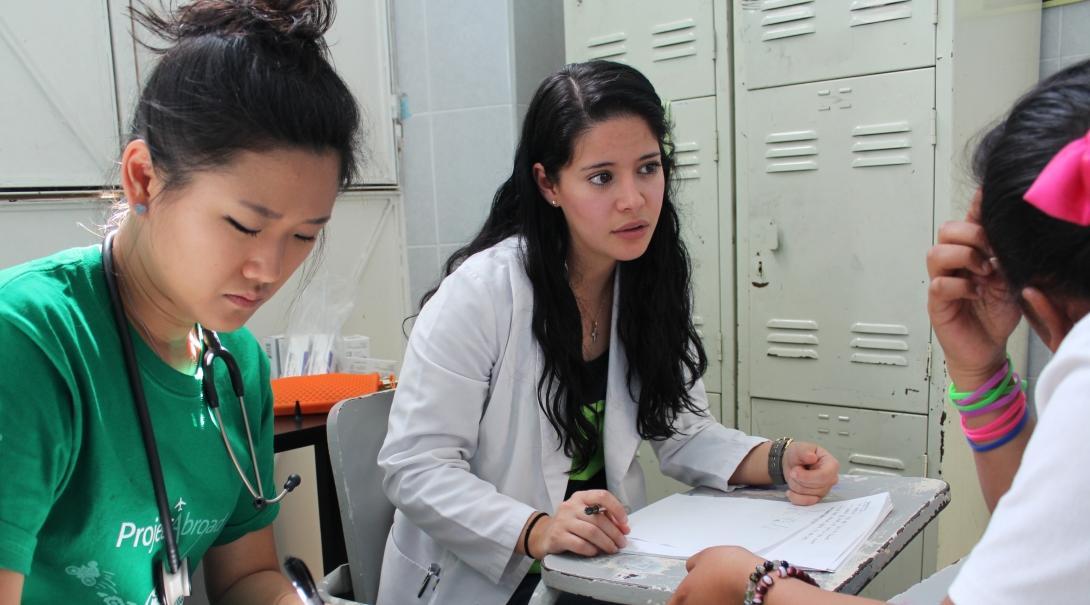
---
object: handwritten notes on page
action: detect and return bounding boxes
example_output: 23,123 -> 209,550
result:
622,492 -> 893,572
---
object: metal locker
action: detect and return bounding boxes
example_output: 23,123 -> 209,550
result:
564,0 -> 716,101
1,1 -> 121,188
750,398 -> 928,477
735,0 -> 937,91
739,68 -> 935,414
670,96 -> 722,394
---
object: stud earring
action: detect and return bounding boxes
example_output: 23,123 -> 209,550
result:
133,203 -> 148,215
551,199 -> 560,207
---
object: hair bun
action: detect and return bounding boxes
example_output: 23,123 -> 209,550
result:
133,0 -> 334,52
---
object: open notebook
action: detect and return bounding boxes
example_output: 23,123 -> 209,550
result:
622,492 -> 892,571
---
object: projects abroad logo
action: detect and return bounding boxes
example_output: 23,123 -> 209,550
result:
114,498 -> 228,554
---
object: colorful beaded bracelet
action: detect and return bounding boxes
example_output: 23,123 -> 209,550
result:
743,559 -> 818,605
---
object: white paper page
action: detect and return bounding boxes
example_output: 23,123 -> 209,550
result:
761,493 -> 893,571
622,492 -> 893,572
622,493 -> 826,558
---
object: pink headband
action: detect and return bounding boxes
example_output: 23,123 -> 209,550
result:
1023,130 -> 1090,226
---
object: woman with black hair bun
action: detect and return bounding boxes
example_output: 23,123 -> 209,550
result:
0,1 -> 359,603
377,60 -> 840,605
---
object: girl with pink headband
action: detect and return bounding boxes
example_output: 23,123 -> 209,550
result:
669,57 -> 1090,605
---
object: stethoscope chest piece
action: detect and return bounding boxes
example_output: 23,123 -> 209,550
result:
153,557 -> 191,605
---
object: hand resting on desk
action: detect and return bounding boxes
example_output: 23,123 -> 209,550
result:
783,441 -> 840,506
528,489 -> 631,558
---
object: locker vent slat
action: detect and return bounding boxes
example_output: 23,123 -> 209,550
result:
761,0 -> 814,10
674,140 -> 701,181
853,121 -> 912,169
850,353 -> 908,366
851,322 -> 908,335
766,319 -> 819,359
767,333 -> 819,345
585,32 -> 627,61
651,19 -> 698,63
850,337 -> 908,351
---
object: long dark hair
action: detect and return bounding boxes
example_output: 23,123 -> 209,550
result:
973,58 -> 1090,300
422,61 -> 707,470
129,0 -> 360,190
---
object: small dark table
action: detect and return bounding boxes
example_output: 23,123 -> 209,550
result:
274,412 -> 347,575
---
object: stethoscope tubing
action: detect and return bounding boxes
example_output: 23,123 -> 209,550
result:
102,232 -> 184,574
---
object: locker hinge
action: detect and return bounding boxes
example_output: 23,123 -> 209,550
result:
714,130 -> 720,163
933,0 -> 939,25
925,342 -> 932,384
922,453 -> 929,477
717,331 -> 724,363
930,108 -> 937,146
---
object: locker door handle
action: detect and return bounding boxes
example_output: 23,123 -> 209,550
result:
848,453 -> 905,470
756,219 -> 780,252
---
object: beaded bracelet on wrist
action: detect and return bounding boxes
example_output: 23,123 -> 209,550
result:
743,559 -> 818,605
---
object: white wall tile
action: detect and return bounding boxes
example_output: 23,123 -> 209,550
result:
407,245 -> 441,310
392,0 -> 431,114
1041,6 -> 1061,60
512,0 -> 566,106
432,105 -> 516,244
1060,53 -> 1090,70
425,0 -> 512,111
1040,57 -> 1062,78
438,244 -> 464,265
401,113 -> 437,246
1059,2 -> 1090,57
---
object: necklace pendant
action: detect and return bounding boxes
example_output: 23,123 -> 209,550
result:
590,320 -> 599,343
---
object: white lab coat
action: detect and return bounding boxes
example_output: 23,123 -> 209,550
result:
377,238 -> 765,605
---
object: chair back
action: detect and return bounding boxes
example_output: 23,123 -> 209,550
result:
326,390 -> 396,603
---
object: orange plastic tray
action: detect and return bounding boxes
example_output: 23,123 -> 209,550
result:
271,373 -> 395,416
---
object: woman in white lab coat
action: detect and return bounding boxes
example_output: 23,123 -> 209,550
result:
377,60 -> 840,605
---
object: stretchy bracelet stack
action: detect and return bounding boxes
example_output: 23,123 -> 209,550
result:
948,356 -> 1029,452
743,559 -> 818,605
768,437 -> 792,485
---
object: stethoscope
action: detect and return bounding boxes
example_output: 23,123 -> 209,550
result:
101,232 -> 299,605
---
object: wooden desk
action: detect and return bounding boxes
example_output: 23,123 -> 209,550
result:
274,413 -> 347,575
531,474 -> 950,605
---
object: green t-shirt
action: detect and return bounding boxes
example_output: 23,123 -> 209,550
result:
0,245 -> 279,604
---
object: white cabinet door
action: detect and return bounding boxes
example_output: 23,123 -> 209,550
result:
127,0 -> 398,187
735,0 -> 936,91
670,96 -> 722,394
739,69 -> 934,414
564,0 -> 716,101
327,0 -> 398,186
0,1 -> 120,188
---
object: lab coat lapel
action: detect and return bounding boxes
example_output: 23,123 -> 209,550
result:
603,272 -> 638,502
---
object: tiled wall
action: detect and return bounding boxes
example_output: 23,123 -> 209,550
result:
393,0 -> 564,310
1028,0 -> 1089,396
1040,1 -> 1090,78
